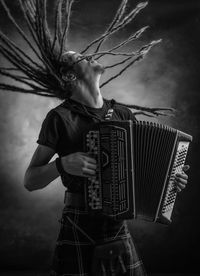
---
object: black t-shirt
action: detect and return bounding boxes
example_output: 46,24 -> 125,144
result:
37,98 -> 136,193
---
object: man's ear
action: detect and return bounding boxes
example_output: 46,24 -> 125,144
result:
60,67 -> 77,82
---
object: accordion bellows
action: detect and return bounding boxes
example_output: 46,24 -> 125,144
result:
84,121 -> 192,224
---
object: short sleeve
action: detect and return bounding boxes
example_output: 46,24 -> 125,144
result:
125,107 -> 137,122
114,104 -> 137,122
37,110 -> 62,151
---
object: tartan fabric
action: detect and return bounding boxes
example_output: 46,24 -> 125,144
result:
50,206 -> 147,276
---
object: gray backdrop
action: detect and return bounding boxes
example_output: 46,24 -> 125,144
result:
0,0 -> 199,273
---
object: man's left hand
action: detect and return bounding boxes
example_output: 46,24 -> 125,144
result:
175,165 -> 190,192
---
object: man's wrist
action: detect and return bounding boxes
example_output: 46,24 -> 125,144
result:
55,157 -> 66,176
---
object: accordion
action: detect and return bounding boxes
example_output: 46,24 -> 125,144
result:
84,120 -> 192,224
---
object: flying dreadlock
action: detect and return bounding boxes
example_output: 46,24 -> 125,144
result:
0,0 -> 174,117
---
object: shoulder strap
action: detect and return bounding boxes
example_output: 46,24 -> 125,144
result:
104,98 -> 115,121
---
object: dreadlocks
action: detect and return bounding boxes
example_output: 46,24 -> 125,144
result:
0,0 -> 174,117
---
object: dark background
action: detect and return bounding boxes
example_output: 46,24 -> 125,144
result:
0,0 -> 200,274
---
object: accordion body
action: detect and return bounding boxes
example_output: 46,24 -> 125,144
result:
84,120 -> 192,224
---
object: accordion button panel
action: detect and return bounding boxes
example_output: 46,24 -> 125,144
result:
86,131 -> 102,210
161,141 -> 190,222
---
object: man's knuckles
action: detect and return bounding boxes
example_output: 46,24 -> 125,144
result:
175,173 -> 188,180
176,182 -> 186,189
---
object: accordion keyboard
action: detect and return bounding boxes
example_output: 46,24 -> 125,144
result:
85,125 -> 131,216
86,130 -> 102,210
161,141 -> 190,221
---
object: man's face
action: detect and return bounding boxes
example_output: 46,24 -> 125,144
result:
62,51 -> 105,80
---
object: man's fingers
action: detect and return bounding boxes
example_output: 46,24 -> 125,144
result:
176,182 -> 186,190
82,154 -> 97,164
174,165 -> 190,190
86,163 -> 97,170
175,177 -> 187,185
176,173 -> 188,180
176,186 -> 182,193
82,167 -> 96,176
182,165 -> 190,172
83,159 -> 97,170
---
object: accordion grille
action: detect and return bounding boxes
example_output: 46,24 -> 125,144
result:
133,122 -> 177,221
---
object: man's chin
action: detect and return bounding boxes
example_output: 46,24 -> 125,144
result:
93,63 -> 105,74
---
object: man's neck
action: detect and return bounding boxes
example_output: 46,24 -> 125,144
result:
70,75 -> 104,108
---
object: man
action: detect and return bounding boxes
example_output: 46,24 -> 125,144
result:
24,51 -> 189,276
0,1 -> 189,275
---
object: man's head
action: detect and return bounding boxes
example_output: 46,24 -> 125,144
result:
60,51 -> 105,82
57,51 -> 105,99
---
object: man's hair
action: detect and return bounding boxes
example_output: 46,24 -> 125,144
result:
0,0 -> 173,116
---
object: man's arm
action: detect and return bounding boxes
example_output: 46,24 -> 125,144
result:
24,145 -> 97,192
24,145 -> 59,191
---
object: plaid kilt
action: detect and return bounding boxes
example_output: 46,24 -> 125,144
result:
50,206 -> 147,276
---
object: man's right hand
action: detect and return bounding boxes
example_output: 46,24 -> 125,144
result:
61,152 -> 97,178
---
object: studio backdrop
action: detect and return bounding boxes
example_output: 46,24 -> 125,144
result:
0,0 -> 200,273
